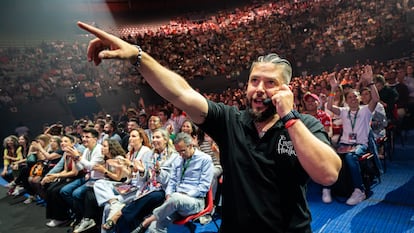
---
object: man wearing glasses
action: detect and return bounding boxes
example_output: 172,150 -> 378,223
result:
132,132 -> 214,233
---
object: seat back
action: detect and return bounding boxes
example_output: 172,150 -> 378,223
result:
173,187 -> 214,225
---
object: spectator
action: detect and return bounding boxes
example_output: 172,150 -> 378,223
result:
120,118 -> 140,151
103,121 -> 122,143
28,135 -> 64,201
158,109 -> 175,137
389,68 -> 410,121
303,92 -> 333,138
144,115 -> 162,144
374,74 -> 399,122
131,132 -> 214,233
60,128 -> 104,226
2,135 -> 23,188
138,112 -> 148,130
43,134 -> 81,227
326,65 -> 379,205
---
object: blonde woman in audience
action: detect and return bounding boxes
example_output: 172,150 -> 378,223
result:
101,128 -> 179,233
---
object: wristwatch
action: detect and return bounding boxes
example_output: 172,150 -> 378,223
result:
280,110 -> 301,124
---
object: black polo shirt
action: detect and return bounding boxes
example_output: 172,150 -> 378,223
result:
199,100 -> 330,233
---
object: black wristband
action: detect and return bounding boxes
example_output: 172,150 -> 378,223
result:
367,82 -> 375,86
280,110 -> 301,125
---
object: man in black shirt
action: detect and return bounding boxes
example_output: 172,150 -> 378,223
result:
77,21 -> 341,233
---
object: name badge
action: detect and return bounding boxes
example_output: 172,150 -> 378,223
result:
348,133 -> 357,144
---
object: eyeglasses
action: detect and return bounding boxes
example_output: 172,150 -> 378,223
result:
176,145 -> 191,155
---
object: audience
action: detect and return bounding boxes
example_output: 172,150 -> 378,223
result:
2,0 -> 414,231
0,0 -> 412,111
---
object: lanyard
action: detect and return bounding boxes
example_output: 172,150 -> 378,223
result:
347,109 -> 359,132
153,150 -> 164,164
180,157 -> 192,182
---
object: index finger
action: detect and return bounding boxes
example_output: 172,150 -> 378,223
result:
77,21 -> 106,39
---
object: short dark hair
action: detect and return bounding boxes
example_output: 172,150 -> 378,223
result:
82,127 -> 99,138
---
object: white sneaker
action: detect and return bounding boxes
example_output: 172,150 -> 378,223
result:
107,201 -> 125,221
23,195 -> 35,204
346,188 -> 366,205
73,218 -> 96,233
6,181 -> 16,188
46,219 -> 67,227
199,215 -> 212,225
12,186 -> 25,196
322,188 -> 332,204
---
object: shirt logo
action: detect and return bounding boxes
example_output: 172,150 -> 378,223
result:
277,135 -> 297,157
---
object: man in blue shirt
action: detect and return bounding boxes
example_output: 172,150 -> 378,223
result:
132,132 -> 213,233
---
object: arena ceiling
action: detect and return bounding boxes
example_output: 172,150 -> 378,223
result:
0,0 -> 249,44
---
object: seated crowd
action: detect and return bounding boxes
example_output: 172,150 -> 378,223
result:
0,0 -> 411,111
2,109 -> 221,232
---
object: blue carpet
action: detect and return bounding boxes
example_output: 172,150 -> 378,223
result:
308,133 -> 414,233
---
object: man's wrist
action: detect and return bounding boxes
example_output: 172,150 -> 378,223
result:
280,110 -> 301,125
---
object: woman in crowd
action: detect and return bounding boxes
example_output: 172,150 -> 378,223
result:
102,128 -> 180,233
42,134 -> 81,227
93,128 -> 152,230
7,135 -> 31,195
18,135 -> 30,159
28,135 -> 64,201
179,119 -> 197,143
2,135 -> 23,194
19,134 -> 52,203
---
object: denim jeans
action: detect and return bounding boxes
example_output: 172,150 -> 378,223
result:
60,177 -> 87,218
341,143 -> 368,191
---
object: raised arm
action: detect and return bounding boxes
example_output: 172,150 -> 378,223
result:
361,65 -> 380,112
327,73 -> 341,116
77,21 -> 208,124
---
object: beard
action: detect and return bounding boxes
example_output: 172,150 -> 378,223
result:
247,101 -> 277,123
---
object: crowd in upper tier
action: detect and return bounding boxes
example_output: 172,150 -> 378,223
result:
1,0 -> 412,111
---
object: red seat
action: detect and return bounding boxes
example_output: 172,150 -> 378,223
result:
173,187 -> 219,232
